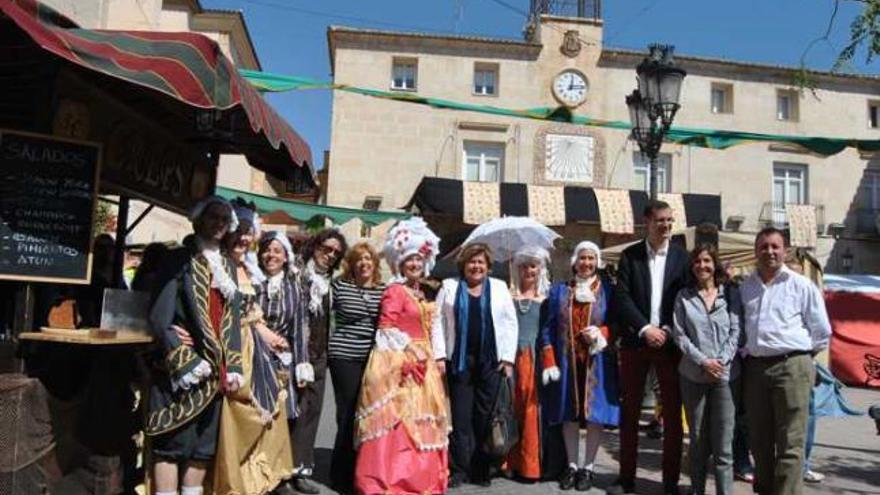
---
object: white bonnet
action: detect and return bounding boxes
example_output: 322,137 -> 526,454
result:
570,240 -> 604,269
188,195 -> 238,234
260,230 -> 294,262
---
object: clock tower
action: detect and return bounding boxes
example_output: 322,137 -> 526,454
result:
527,0 -> 607,187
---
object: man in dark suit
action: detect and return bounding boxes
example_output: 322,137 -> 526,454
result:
607,200 -> 688,495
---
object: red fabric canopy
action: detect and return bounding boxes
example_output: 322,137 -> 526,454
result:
1,0 -> 313,179
826,291 -> 880,388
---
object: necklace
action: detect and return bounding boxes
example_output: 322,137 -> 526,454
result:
353,280 -> 373,303
516,298 -> 534,314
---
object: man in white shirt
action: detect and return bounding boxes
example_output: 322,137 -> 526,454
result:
740,227 -> 831,495
608,201 -> 689,495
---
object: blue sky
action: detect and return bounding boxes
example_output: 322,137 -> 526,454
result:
205,0 -> 875,167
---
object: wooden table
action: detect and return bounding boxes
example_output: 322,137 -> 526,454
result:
18,327 -> 154,494
19,327 -> 153,345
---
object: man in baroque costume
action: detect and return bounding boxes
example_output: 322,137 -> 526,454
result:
146,196 -> 245,495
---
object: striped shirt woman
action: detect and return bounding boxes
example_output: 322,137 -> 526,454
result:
329,278 -> 385,360
327,242 -> 385,493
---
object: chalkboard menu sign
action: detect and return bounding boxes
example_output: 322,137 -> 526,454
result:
0,130 -> 101,284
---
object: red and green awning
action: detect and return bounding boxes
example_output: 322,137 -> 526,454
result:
1,0 -> 313,179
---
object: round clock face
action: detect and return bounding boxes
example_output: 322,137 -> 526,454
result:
552,70 -> 589,108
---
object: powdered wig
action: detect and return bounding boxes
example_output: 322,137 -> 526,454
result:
189,195 -> 238,234
511,246 -> 551,297
384,217 -> 440,277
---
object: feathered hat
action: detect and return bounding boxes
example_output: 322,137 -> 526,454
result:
383,217 -> 440,276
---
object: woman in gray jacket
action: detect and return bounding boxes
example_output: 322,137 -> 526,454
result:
671,243 -> 741,495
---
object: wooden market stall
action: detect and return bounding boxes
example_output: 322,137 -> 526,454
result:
0,1 -> 315,492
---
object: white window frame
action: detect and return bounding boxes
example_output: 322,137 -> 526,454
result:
462,141 -> 505,182
776,89 -> 798,121
633,152 -> 671,193
710,83 -> 733,114
473,63 -> 498,96
390,57 -> 417,91
772,162 -> 808,226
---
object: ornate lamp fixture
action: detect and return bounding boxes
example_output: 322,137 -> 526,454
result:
626,44 -> 686,199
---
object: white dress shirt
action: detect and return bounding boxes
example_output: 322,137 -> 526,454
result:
640,239 -> 669,336
740,265 -> 831,357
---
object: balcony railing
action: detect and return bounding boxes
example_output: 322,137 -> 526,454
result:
758,202 -> 826,234
530,0 -> 601,19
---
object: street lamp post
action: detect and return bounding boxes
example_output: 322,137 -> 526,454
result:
626,44 -> 686,200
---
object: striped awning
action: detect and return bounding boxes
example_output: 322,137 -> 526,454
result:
405,177 -> 722,228
1,0 -> 313,181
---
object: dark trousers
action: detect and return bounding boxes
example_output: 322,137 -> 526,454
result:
447,357 -> 502,481
619,347 -> 683,489
730,374 -> 753,475
743,354 -> 813,495
291,356 -> 327,474
328,358 -> 367,490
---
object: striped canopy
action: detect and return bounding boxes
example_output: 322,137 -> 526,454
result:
1,0 -> 313,180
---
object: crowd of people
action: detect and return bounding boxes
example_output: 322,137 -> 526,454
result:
138,195 -> 832,495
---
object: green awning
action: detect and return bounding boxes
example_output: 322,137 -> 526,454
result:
240,69 -> 880,157
216,186 -> 409,227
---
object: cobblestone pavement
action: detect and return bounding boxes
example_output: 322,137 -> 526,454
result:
308,384 -> 880,494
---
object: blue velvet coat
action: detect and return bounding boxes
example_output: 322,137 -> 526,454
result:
539,278 -> 620,426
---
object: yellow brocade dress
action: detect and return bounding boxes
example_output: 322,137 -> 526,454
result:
353,283 -> 450,495
212,272 -> 294,495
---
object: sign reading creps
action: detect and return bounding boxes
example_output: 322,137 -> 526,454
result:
102,122 -> 215,214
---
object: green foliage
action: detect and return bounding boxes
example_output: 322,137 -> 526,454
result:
791,67 -> 820,99
94,200 -> 114,234
834,0 -> 880,71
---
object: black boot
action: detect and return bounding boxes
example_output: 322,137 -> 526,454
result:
559,465 -> 577,490
273,481 -> 298,495
291,476 -> 320,495
575,468 -> 593,492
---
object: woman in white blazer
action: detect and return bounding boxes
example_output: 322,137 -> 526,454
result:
432,242 -> 518,488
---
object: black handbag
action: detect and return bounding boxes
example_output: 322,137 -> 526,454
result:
481,375 -> 520,459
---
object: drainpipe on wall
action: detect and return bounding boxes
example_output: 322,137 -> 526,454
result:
512,124 -> 521,183
434,123 -> 456,177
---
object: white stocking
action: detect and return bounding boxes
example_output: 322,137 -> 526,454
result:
180,487 -> 203,495
563,421 -> 580,469
583,422 -> 604,470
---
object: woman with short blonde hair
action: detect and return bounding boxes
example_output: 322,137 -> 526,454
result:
328,241 -> 386,493
340,242 -> 383,286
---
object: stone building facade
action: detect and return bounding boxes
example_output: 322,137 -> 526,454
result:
326,13 -> 880,273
